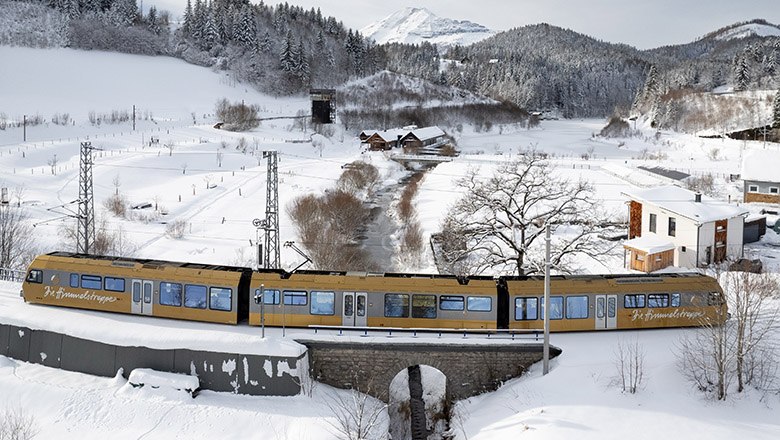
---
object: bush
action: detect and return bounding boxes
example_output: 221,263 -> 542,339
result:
337,162 -> 379,195
0,406 -> 37,440
103,193 -> 128,217
599,116 -> 632,138
165,219 -> 188,239
215,98 -> 260,131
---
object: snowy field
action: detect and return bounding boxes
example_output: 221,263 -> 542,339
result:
1,46 -> 780,438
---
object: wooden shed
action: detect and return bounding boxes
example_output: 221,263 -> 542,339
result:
624,236 -> 676,273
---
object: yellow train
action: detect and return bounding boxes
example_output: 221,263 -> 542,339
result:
21,252 -> 727,331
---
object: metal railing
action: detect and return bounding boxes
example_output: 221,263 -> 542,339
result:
0,268 -> 25,282
308,325 -> 542,341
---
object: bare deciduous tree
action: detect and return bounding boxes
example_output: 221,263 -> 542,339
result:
0,207 -> 36,270
325,374 -> 387,440
613,337 -> 645,394
0,406 -> 38,440
439,151 -> 612,275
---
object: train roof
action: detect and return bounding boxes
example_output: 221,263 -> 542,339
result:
45,251 -> 257,274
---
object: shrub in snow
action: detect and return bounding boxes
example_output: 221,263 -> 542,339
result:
215,98 -> 259,132
0,406 -> 37,440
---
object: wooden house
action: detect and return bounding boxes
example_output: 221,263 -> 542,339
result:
741,149 -> 780,204
623,186 -> 747,272
399,126 -> 446,153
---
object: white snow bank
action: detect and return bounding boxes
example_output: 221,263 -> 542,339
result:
128,368 -> 199,392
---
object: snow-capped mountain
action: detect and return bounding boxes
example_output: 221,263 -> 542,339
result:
706,19 -> 780,41
360,7 -> 495,48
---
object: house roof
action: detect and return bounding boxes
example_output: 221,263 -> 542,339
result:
368,129 -> 406,142
741,149 -> 780,183
622,185 -> 748,224
402,126 -> 445,142
623,235 -> 676,254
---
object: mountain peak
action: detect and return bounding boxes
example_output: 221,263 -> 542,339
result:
360,7 -> 495,48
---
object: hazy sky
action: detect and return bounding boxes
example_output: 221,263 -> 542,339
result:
149,0 -> 780,49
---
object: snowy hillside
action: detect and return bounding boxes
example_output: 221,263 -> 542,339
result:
2,46 -> 780,439
360,7 -> 495,48
710,19 -> 780,41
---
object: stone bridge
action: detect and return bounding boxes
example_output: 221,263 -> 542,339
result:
296,339 -> 562,401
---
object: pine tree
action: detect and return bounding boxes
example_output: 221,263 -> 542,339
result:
279,31 -> 295,73
295,41 -> 309,83
734,54 -> 751,92
182,0 -> 193,37
773,90 -> 780,129
202,11 -> 220,48
235,6 -> 256,47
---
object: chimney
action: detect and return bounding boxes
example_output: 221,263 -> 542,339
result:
695,193 -> 702,203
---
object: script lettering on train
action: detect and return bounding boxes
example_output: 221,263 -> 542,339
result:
630,308 -> 705,322
43,286 -> 118,305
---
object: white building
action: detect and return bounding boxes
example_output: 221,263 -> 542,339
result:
622,186 -> 748,272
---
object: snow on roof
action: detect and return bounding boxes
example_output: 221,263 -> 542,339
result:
623,235 -> 676,254
370,129 -> 407,141
623,185 -> 748,224
741,149 -> 780,183
407,126 -> 445,141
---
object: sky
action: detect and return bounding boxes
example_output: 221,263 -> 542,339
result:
149,0 -> 780,50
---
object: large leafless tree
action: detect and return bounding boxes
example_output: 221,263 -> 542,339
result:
0,207 -> 36,271
438,151 -> 611,276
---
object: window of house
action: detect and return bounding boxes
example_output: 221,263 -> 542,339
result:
635,253 -> 645,262
681,246 -> 687,252
649,213 -> 657,233
748,185 -> 759,193
668,217 -> 676,237
770,187 -> 779,194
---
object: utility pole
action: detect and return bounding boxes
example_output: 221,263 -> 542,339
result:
543,224 -> 551,375
132,105 -> 136,131
23,115 -> 26,142
263,151 -> 280,269
77,142 -> 96,254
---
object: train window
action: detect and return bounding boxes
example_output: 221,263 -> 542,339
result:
384,294 -> 409,318
310,291 -> 335,315
344,295 -> 354,316
283,290 -> 307,306
467,296 -> 492,312
596,297 -> 605,319
539,296 -> 563,319
210,287 -> 232,311
515,297 -> 538,320
671,293 -> 681,307
69,273 -> 79,288
648,293 -> 669,308
184,284 -> 207,309
81,275 -> 102,290
439,295 -> 465,311
357,295 -> 366,317
160,282 -> 183,306
26,269 -> 42,284
412,295 -> 437,319
262,289 -> 280,305
624,294 -> 645,308
565,296 -> 589,319
104,277 -> 126,292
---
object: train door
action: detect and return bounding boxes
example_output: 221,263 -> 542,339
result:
131,279 -> 154,316
342,292 -> 367,327
595,294 -> 618,329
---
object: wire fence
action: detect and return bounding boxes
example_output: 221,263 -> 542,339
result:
0,267 -> 25,282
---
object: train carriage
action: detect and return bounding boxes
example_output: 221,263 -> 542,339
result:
22,252 -> 250,324
506,273 -> 727,332
247,271 -> 500,329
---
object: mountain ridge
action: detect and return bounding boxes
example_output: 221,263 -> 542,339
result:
360,7 -> 495,48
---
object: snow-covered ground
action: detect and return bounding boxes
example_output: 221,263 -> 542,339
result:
1,46 -> 780,439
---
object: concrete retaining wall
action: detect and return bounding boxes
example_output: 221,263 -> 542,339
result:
0,322 -> 303,396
